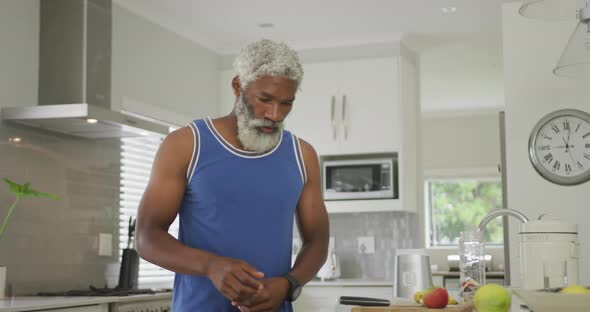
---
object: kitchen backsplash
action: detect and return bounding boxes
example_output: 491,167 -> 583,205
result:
0,122 -> 120,295
295,211 -> 419,281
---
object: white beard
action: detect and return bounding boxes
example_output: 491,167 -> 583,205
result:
234,94 -> 284,153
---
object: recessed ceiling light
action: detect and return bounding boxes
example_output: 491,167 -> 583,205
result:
258,23 -> 275,29
9,137 -> 22,143
441,7 -> 457,14
86,118 -> 98,124
140,131 -> 149,136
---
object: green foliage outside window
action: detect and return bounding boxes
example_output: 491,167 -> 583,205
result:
429,180 -> 503,246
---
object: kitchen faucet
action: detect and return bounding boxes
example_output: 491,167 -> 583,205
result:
477,208 -> 529,232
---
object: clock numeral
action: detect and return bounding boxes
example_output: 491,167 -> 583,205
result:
563,120 -> 570,131
542,133 -> 553,140
565,163 -> 572,174
553,161 -> 561,171
575,123 -> 581,133
551,125 -> 560,133
544,153 -> 553,163
585,153 -> 590,160
578,161 -> 584,169
539,145 -> 550,151
586,143 -> 590,149
584,133 -> 590,139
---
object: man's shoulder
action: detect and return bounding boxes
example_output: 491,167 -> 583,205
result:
166,126 -> 194,144
289,134 -> 317,161
159,126 -> 196,163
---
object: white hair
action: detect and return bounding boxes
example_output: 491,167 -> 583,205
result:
233,39 -> 303,90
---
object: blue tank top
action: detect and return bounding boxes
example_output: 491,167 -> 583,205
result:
172,117 -> 307,312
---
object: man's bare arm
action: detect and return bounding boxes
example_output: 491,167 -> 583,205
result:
290,139 -> 330,284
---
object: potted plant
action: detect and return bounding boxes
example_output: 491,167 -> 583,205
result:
0,178 -> 60,298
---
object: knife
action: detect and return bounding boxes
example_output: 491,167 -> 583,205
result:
339,296 -> 391,306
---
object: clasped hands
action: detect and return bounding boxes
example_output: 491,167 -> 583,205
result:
207,255 -> 289,312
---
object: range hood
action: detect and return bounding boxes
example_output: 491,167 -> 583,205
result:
1,0 -> 172,139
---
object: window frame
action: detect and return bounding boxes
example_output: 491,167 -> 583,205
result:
424,177 -> 504,249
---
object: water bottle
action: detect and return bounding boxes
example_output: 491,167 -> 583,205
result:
459,230 -> 486,302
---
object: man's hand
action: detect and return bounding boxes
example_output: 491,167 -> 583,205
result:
234,277 -> 290,312
206,255 -> 265,304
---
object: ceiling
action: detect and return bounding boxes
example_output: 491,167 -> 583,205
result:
113,0 -> 516,54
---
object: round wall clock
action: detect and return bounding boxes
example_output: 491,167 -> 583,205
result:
529,109 -> 590,185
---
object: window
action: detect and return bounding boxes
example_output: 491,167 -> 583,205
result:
120,136 -> 179,289
426,179 -> 503,247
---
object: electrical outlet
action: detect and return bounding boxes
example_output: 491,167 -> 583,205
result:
357,236 -> 375,254
98,233 -> 112,256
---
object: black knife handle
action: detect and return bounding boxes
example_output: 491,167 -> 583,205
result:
339,296 -> 390,306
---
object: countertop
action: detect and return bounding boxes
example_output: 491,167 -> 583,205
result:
0,292 -> 172,312
307,278 -> 392,287
337,292 -> 529,312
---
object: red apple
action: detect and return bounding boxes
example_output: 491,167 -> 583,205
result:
423,287 -> 449,309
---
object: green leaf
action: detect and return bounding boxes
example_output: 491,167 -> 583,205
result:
3,178 -> 23,196
26,189 -> 61,201
3,178 -> 60,200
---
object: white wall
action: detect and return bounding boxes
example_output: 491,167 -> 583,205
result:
112,4 -> 220,125
0,0 -> 39,108
218,69 -> 236,116
420,37 -> 504,113
503,2 -> 590,286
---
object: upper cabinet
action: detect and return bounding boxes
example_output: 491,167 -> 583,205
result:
287,58 -> 401,155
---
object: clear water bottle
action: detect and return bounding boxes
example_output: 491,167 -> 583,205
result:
459,230 -> 486,302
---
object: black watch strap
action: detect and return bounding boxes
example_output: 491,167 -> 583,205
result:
282,273 -> 302,302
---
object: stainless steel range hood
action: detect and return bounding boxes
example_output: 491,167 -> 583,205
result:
1,0 -> 172,139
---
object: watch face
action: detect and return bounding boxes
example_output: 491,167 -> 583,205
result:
292,285 -> 302,300
529,109 -> 590,185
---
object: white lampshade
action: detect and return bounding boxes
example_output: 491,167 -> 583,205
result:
554,6 -> 590,77
519,0 -> 585,20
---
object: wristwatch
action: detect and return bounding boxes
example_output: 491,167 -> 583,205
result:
282,273 -> 302,302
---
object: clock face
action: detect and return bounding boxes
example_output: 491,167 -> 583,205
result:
529,109 -> 590,185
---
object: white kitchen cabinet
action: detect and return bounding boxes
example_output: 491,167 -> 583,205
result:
293,285 -> 392,312
36,304 -> 108,312
287,58 -> 401,156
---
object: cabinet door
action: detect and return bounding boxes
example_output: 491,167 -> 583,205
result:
338,58 -> 401,154
286,62 -> 342,156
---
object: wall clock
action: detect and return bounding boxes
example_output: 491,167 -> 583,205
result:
529,109 -> 590,185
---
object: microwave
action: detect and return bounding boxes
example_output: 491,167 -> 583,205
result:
321,153 -> 398,201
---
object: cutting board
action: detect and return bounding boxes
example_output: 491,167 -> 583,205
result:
351,303 -> 474,312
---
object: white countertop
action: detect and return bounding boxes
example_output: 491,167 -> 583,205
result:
306,278 -> 392,287
335,296 -> 529,312
0,292 -> 172,312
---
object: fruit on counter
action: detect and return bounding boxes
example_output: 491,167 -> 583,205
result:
473,284 -> 511,312
448,296 -> 458,305
559,285 -> 590,294
423,287 -> 449,309
413,290 -> 424,303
